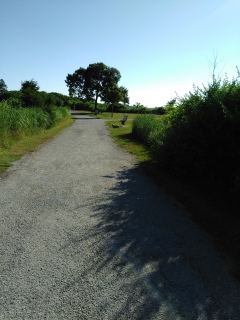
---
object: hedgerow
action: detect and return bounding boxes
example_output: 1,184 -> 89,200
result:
132,73 -> 240,193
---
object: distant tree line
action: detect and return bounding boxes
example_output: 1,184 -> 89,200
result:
0,73 -> 175,115
0,79 -> 72,148
0,79 -> 71,110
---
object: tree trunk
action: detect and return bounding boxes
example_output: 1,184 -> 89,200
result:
94,93 -> 98,111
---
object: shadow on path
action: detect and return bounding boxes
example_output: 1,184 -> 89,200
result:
89,167 -> 240,319
72,117 -> 97,120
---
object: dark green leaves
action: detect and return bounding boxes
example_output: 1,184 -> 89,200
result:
65,62 -> 128,110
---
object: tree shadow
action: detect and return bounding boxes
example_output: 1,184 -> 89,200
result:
72,117 -> 97,120
57,166 -> 240,320
71,111 -> 98,119
60,166 -> 240,319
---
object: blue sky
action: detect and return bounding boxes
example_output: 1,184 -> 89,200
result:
1,0 -> 239,107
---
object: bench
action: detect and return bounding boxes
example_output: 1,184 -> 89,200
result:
118,114 -> 128,125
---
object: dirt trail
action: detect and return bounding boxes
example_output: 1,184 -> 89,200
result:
0,114 -> 240,319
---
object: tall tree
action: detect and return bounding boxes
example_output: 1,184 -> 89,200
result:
65,62 -> 124,110
118,86 -> 129,106
65,67 -> 85,98
85,63 -> 121,109
103,85 -> 129,106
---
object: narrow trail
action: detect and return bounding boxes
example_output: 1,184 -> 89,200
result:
0,113 -> 240,319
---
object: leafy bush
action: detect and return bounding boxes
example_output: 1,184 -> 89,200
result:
132,74 -> 240,193
160,77 -> 240,186
0,90 -> 22,102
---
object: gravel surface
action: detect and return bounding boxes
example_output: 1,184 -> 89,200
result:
1,113 -> 240,319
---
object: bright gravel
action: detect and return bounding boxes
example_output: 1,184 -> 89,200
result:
0,113 -> 240,320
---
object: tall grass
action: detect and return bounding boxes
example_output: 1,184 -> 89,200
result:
132,114 -> 161,145
45,105 -> 70,126
132,75 -> 240,194
0,101 -> 70,148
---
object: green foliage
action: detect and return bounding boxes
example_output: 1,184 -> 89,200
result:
5,97 -> 22,108
21,79 -> 40,91
0,79 -> 8,92
46,106 -> 70,126
152,107 -> 167,115
20,79 -> 43,108
132,114 -> 164,147
65,67 -> 86,98
166,98 -> 177,106
0,80 -> 71,111
65,62 -> 129,110
128,103 -> 149,114
0,78 -> 71,149
0,100 -> 70,148
0,90 -> 22,102
132,74 -> 240,193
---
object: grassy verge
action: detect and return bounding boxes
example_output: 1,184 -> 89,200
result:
98,112 -> 240,280
0,116 -> 74,175
102,113 -> 151,162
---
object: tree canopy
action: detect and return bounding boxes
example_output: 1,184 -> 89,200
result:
65,62 -> 129,110
20,79 -> 42,108
21,79 -> 40,92
0,79 -> 8,92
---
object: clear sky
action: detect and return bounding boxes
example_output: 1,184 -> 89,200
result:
1,0 -> 239,107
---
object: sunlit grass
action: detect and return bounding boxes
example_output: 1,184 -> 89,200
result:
0,116 -> 74,175
96,112 -> 151,162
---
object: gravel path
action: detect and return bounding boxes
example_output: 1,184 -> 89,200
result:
0,113 -> 240,319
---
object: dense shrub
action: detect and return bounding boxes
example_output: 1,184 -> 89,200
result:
132,75 -> 240,193
0,90 -> 22,103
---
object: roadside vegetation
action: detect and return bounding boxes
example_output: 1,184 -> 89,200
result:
96,70 -> 240,279
0,102 -> 70,148
1,63 -> 240,277
0,79 -> 73,173
130,75 -> 240,277
0,116 -> 74,175
132,73 -> 240,197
